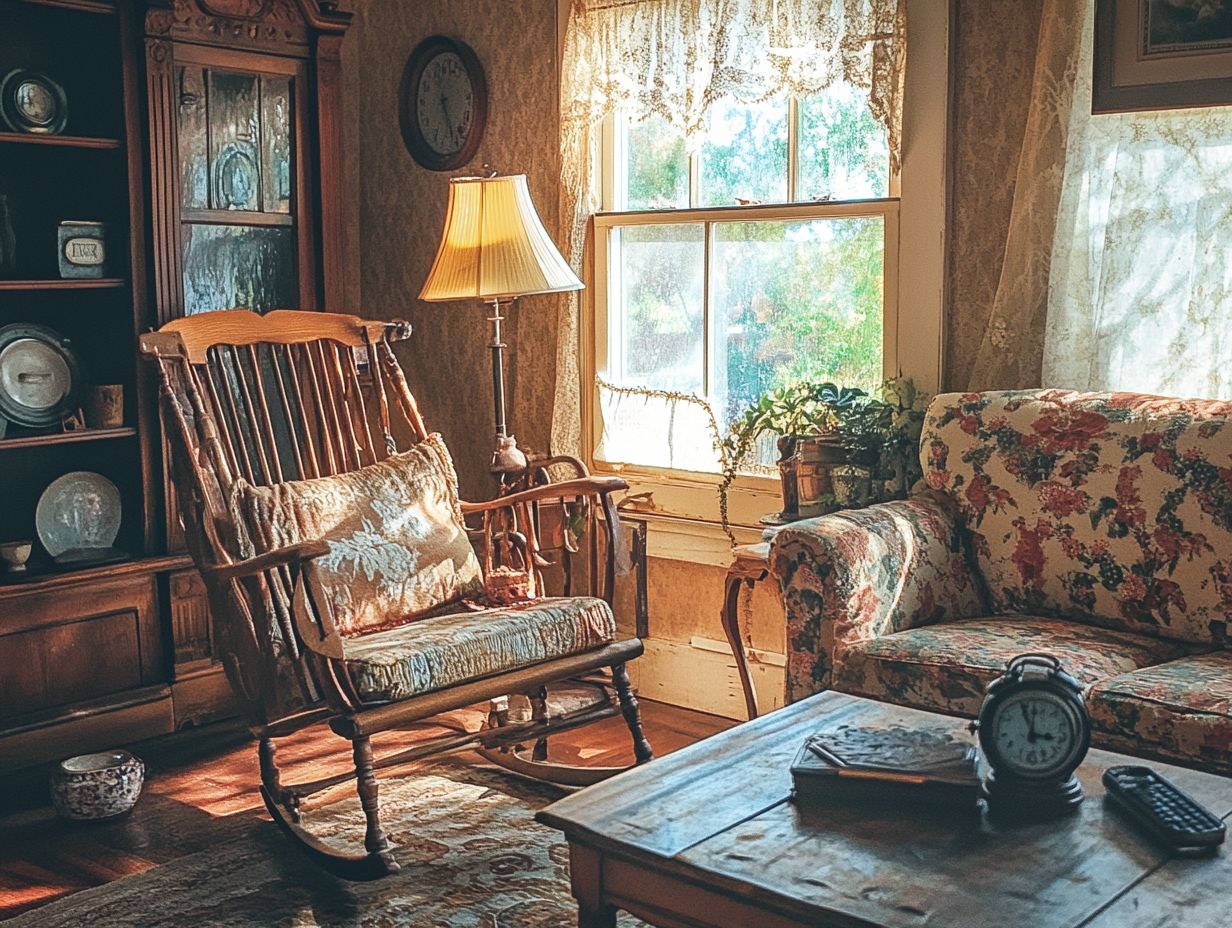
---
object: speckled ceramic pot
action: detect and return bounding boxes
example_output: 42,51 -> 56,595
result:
50,750 -> 144,821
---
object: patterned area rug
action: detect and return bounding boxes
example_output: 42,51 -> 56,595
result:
5,762 -> 644,927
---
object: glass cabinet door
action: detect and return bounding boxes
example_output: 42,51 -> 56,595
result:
175,63 -> 300,315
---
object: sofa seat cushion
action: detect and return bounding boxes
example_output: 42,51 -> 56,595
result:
1088,652 -> 1232,774
343,596 -> 616,703
833,616 -> 1193,717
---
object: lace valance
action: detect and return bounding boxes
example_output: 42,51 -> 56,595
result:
560,0 -> 906,190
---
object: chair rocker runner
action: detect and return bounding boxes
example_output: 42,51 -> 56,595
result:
140,310 -> 652,880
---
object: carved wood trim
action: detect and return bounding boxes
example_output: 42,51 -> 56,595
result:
145,0 -> 320,55
317,32 -> 345,309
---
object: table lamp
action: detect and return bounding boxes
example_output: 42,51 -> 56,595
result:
420,174 -> 583,477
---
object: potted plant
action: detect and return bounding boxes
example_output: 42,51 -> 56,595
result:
717,377 -> 930,543
718,382 -> 817,536
793,384 -> 866,517
718,382 -> 868,541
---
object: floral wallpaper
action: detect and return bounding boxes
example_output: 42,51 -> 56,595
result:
351,0 -> 565,500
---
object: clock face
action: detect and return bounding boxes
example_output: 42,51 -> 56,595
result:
989,689 -> 1083,779
415,52 -> 473,157
400,38 -> 488,171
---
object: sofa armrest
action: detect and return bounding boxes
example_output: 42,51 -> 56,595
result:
770,493 -> 986,701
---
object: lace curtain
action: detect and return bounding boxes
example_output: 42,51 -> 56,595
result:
965,0 -> 1084,392
1042,4 -> 1232,400
551,0 -> 907,458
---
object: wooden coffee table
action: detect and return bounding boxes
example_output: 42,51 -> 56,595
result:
538,692 -> 1232,928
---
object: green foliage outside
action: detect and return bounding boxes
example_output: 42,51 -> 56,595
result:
619,89 -> 889,435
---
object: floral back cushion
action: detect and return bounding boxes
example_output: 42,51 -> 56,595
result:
230,434 -> 483,637
921,390 -> 1232,645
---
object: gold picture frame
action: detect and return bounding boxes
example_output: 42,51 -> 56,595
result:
1094,0 -> 1232,113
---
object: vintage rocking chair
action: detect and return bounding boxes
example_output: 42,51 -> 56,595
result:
140,309 -> 652,880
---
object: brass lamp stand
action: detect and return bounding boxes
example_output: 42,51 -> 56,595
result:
419,174 -> 583,486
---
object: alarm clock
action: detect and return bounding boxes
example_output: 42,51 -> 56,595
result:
975,653 -> 1091,821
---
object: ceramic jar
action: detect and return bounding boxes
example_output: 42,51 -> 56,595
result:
50,750 -> 145,820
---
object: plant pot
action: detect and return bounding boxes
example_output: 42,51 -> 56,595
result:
832,464 -> 873,508
796,434 -> 848,517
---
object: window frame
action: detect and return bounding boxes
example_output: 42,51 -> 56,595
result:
575,0 -> 950,529
591,197 -> 900,483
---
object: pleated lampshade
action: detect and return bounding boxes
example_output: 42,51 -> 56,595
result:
419,174 -> 583,302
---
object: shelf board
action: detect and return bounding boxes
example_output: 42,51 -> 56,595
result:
9,0 -> 117,16
0,131 -> 122,150
0,554 -> 191,601
0,277 -> 126,291
0,426 -> 136,451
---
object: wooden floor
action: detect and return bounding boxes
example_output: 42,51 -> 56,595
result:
0,699 -> 731,920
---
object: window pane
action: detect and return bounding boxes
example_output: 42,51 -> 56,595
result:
625,114 -> 689,210
700,99 -> 788,207
610,224 -> 705,393
797,84 -> 889,201
598,223 -> 711,470
596,387 -> 722,473
182,223 -> 296,315
712,216 -> 884,435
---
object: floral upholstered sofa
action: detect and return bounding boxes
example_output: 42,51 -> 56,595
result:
771,390 -> 1232,774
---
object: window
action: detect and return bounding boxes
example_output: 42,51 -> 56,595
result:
592,83 -> 898,477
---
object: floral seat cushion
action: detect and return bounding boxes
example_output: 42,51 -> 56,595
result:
832,616 -> 1194,718
1088,652 -> 1232,775
343,597 -> 617,703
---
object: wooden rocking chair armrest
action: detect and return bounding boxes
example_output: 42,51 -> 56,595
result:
460,476 -> 629,513
202,539 -> 331,583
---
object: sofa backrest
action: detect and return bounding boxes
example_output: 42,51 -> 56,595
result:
920,390 -> 1232,646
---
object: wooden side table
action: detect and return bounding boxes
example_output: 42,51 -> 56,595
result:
720,540 -> 772,720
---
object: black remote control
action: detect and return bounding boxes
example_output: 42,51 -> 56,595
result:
1103,765 -> 1226,853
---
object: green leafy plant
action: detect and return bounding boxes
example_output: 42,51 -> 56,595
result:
717,381 -> 868,542
717,376 -> 929,543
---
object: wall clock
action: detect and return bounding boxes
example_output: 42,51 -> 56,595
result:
399,36 -> 488,171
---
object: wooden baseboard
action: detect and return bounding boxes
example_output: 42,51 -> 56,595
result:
0,686 -> 174,774
627,637 -> 785,721
170,665 -> 241,729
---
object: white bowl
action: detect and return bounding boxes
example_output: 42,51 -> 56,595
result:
50,750 -> 145,820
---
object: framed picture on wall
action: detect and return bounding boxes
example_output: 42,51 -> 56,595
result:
1094,0 -> 1232,112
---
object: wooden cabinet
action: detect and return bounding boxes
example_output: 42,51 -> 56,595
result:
0,571 -> 161,720
0,562 -> 175,774
0,0 -> 174,770
142,0 -> 351,719
0,0 -> 351,770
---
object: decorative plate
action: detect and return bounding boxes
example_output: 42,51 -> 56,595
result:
215,141 -> 259,210
0,323 -> 81,428
0,69 -> 68,135
35,471 -> 121,557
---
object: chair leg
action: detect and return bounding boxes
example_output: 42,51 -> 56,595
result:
530,685 -> 550,762
258,737 -> 300,822
258,734 -> 399,881
353,735 -> 399,871
612,663 -> 653,764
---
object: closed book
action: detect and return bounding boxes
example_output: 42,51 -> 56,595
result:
791,723 -> 982,812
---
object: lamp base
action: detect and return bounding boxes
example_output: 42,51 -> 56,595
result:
491,434 -> 529,475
